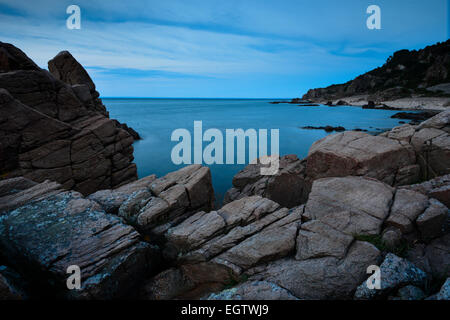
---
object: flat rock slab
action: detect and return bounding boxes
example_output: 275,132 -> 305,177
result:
306,131 -> 416,185
304,176 -> 394,235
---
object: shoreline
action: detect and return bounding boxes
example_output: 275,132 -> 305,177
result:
270,95 -> 450,112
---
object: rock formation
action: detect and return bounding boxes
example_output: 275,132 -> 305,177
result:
302,40 -> 450,103
0,180 -> 160,299
0,43 -> 448,301
145,175 -> 448,300
0,42 -> 139,195
0,154 -> 448,300
225,110 -> 450,208
0,164 -> 214,299
224,154 -> 309,208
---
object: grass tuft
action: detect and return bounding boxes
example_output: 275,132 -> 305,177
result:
354,234 -> 410,257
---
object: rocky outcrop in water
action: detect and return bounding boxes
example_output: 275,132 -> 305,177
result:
0,42 -> 139,195
224,110 -> 450,208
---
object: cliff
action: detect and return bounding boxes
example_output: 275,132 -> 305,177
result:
302,40 -> 450,103
0,42 -> 139,195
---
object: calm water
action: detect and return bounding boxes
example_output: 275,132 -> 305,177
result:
104,98 -> 412,205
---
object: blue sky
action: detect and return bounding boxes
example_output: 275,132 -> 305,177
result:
0,0 -> 448,98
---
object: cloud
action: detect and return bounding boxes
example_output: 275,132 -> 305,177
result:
0,0 -> 446,97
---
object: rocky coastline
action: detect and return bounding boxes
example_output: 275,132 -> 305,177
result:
288,41 -> 450,112
0,43 -> 449,300
0,43 -> 140,195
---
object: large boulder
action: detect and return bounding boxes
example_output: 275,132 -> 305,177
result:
48,51 -> 96,93
304,176 -> 395,235
89,165 -> 215,237
207,281 -> 299,300
146,173 -> 448,300
384,111 -> 450,181
144,196 -> 302,299
385,189 -> 429,234
224,155 -> 309,208
411,126 -> 450,180
0,188 -> 160,299
416,199 -> 449,241
250,241 -> 380,299
166,196 -> 300,267
406,234 -> 450,278
306,131 -> 417,186
295,220 -> 354,260
400,174 -> 450,207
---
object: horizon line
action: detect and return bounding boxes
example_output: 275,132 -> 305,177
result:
101,97 -> 293,100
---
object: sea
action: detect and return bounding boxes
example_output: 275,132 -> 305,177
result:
104,98 -> 414,206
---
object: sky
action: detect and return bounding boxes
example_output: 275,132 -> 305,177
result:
0,0 -> 448,98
